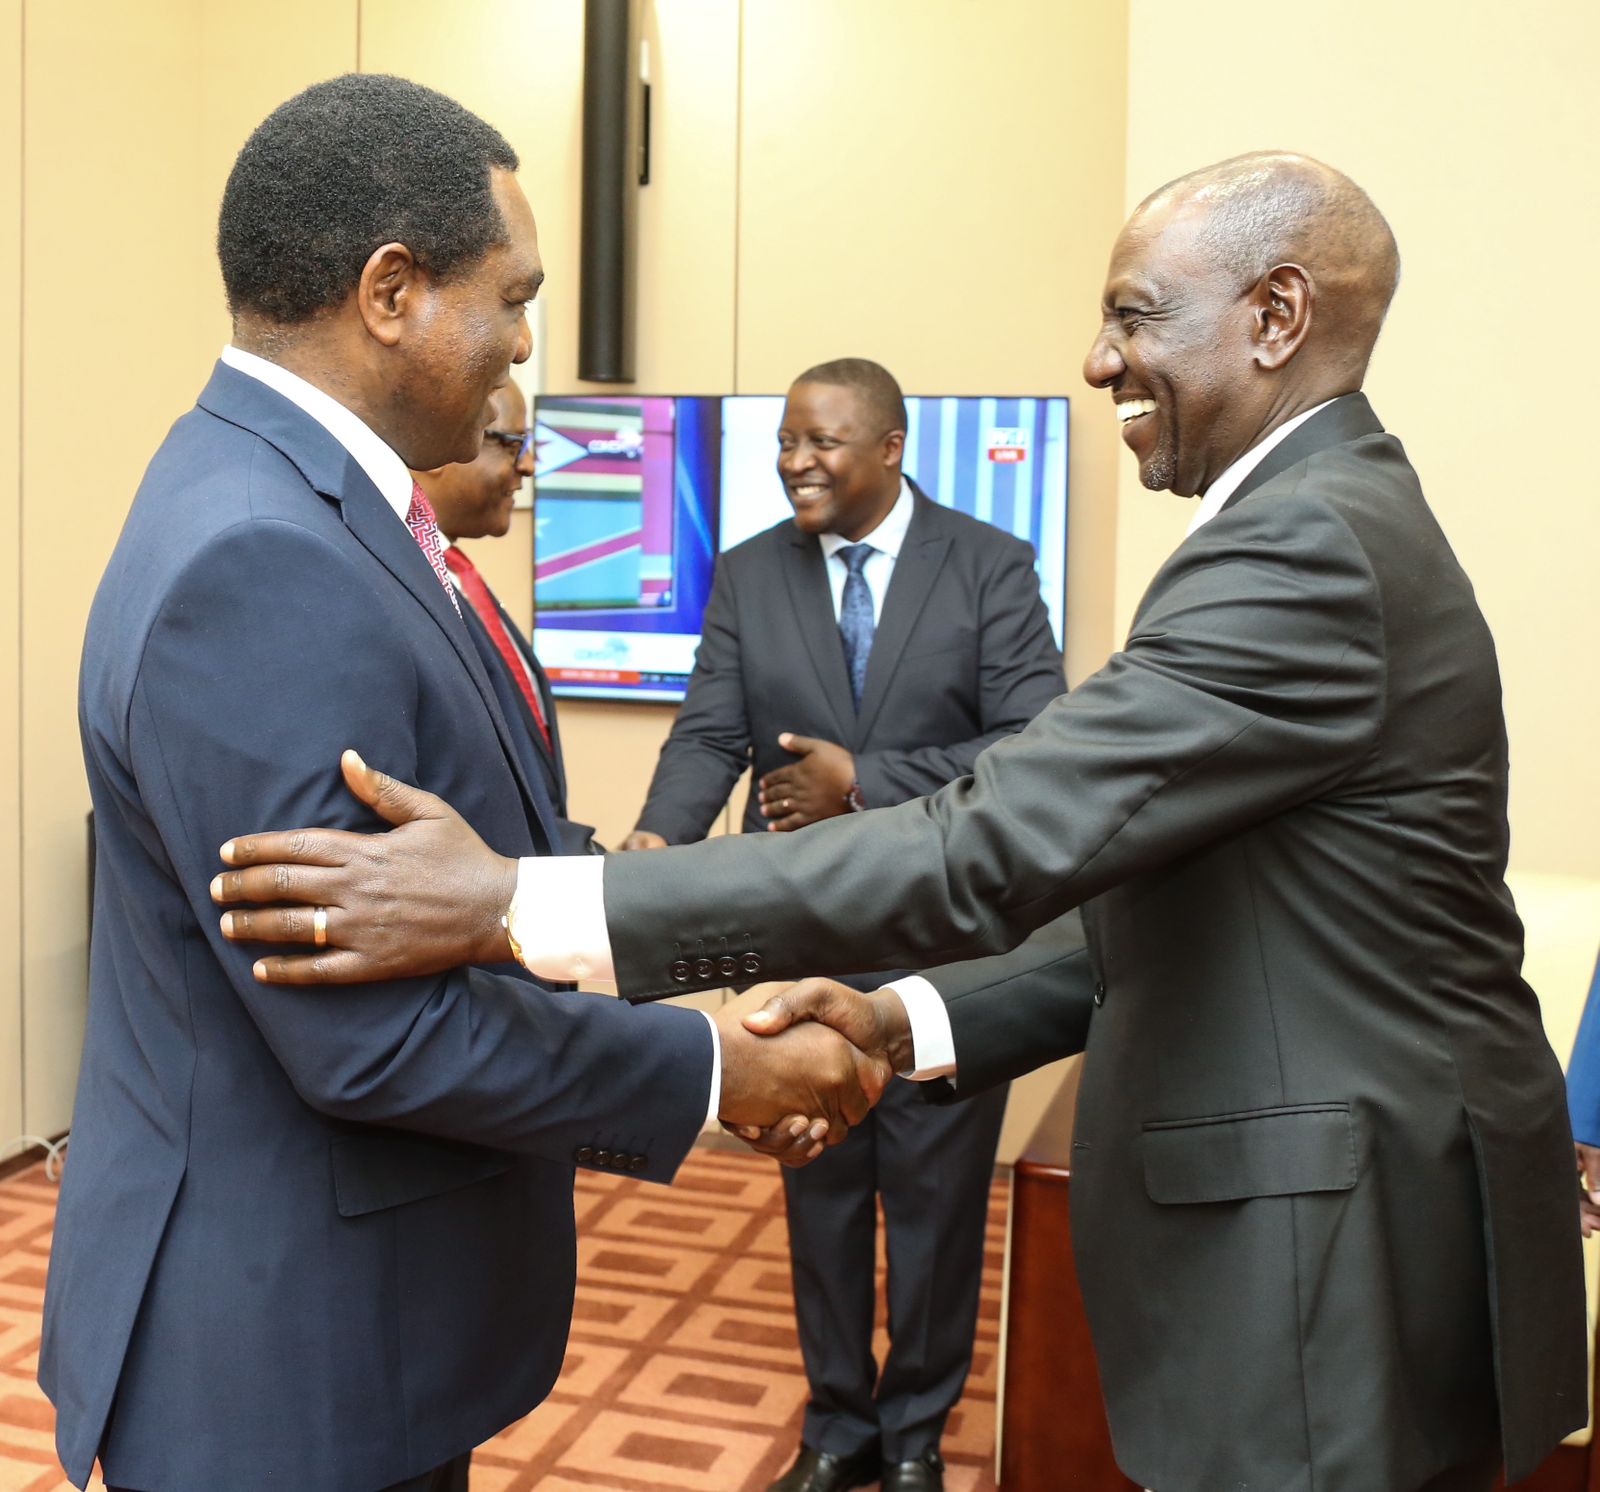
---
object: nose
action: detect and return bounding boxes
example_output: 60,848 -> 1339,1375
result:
779,442 -> 814,476
1082,326 -> 1124,390
515,439 -> 535,480
511,311 -> 533,366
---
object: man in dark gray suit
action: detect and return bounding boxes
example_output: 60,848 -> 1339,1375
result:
620,358 -> 1064,1492
215,152 -> 1586,1492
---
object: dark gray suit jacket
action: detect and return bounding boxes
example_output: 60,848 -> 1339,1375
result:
636,486 -> 1065,840
604,396 -> 1586,1490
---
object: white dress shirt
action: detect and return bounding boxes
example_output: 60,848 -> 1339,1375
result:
818,477 -> 915,622
222,345 -> 723,1123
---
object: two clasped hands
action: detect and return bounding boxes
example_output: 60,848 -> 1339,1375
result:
209,749 -> 906,1166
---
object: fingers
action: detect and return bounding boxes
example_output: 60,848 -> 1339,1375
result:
722,1115 -> 830,1166
247,950 -> 372,985
341,748 -> 448,827
219,903 -> 338,947
1579,1143 -> 1600,1200
211,863 -> 344,905
778,732 -> 817,756
764,811 -> 808,833
219,830 -> 356,872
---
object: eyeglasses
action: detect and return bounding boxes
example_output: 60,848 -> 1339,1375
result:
484,429 -> 534,461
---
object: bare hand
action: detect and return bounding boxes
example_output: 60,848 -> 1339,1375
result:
211,749 -> 518,984
619,829 -> 669,851
714,986 -> 890,1151
743,977 -> 915,1074
757,733 -> 855,831
1578,1143 -> 1600,1237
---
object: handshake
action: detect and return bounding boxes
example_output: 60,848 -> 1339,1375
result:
711,980 -> 917,1166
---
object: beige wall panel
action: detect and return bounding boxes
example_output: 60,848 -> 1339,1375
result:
20,0 -> 209,1138
735,0 -> 1127,687
0,0 -> 22,1152
1119,0 -> 1599,877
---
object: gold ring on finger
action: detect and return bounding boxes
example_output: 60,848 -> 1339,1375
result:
312,906 -> 329,948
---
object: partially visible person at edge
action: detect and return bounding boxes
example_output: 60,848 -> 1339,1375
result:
42,73 -> 886,1492
416,379 -> 598,858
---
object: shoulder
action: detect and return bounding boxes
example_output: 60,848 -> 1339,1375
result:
718,515 -> 804,570
911,495 -> 1037,573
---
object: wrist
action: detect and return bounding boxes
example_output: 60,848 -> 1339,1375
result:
481,854 -> 522,965
875,990 -> 915,1072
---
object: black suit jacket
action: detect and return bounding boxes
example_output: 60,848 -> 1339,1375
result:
604,397 -> 1586,1489
636,486 -> 1064,842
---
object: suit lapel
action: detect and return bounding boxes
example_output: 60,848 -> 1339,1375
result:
782,529 -> 856,739
497,598 -> 568,808
1222,393 -> 1386,514
853,494 -> 950,745
196,363 -> 556,853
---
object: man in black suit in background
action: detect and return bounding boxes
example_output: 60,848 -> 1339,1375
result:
620,359 -> 1064,1492
415,380 -> 597,856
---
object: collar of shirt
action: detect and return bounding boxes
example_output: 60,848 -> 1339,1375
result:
817,476 -> 915,562
220,345 -> 416,523
1184,398 -> 1337,537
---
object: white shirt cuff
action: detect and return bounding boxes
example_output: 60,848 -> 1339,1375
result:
700,1009 -> 722,1128
509,855 -> 616,983
881,975 -> 957,1079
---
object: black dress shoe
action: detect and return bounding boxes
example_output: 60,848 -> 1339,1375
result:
880,1448 -> 945,1492
767,1442 -> 881,1492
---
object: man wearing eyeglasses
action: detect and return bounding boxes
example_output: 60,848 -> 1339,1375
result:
415,382 -> 596,856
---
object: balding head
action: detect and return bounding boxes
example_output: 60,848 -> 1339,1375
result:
1084,153 -> 1400,497
1140,151 -> 1400,380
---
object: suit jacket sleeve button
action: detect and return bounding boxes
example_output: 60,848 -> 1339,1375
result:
717,955 -> 738,978
693,958 -> 715,980
593,1149 -> 611,1167
669,960 -> 691,982
741,953 -> 763,976
1093,982 -> 1106,1007
629,1154 -> 647,1172
575,1146 -> 595,1164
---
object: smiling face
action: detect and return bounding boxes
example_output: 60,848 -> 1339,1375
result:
776,380 -> 904,541
390,168 -> 542,470
1082,202 -> 1267,497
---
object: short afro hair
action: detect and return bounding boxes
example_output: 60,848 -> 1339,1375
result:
792,357 -> 908,437
218,73 -> 520,324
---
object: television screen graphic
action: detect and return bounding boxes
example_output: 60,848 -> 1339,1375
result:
532,393 -> 1068,702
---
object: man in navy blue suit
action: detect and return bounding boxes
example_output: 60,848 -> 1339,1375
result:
42,74 -> 884,1492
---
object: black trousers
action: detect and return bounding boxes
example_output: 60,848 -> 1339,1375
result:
1412,1447 -> 1501,1492
108,1448 -> 471,1492
782,1070 -> 1008,1462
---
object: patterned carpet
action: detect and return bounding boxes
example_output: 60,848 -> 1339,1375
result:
0,1143 -> 1005,1491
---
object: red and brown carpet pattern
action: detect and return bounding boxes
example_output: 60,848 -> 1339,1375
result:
0,1143 -> 1005,1490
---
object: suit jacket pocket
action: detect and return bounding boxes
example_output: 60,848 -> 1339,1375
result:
330,1131 -> 516,1218
1141,1102 -> 1356,1205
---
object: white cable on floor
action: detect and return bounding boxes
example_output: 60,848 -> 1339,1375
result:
7,1134 -> 69,1181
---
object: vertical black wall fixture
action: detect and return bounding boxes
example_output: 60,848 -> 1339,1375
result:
579,0 -> 639,383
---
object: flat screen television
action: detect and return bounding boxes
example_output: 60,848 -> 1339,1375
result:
531,393 -> 1069,702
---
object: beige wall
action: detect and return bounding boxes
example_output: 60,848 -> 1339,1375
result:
0,0 -> 21,1148
1117,0 -> 1600,881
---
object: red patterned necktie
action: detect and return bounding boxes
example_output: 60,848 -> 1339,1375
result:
443,543 -> 553,750
405,482 -> 462,617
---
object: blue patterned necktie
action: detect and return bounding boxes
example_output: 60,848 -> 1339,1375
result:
837,543 -> 877,710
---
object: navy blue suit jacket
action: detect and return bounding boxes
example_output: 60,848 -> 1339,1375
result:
41,363 -> 712,1490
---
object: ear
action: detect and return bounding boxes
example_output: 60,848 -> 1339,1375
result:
882,429 -> 907,465
356,241 -> 421,349
1249,263 -> 1313,370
